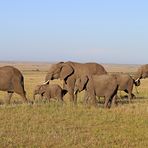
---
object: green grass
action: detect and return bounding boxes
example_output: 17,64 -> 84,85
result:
0,71 -> 148,147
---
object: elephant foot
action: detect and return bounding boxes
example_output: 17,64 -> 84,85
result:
131,94 -> 136,99
28,100 -> 34,105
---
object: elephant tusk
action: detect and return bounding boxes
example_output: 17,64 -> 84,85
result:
43,80 -> 49,85
135,78 -> 140,82
74,90 -> 78,94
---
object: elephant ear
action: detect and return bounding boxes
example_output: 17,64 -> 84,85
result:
80,75 -> 96,105
60,64 -> 74,80
39,85 -> 46,94
80,76 -> 89,90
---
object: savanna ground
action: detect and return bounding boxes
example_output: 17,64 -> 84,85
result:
0,62 -> 147,147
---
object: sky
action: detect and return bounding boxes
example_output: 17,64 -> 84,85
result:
0,0 -> 148,64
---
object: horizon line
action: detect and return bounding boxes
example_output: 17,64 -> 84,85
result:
0,60 -> 141,65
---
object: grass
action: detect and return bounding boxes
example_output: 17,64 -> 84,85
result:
0,66 -> 148,147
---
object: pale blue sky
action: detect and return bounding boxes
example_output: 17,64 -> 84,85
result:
0,0 -> 148,64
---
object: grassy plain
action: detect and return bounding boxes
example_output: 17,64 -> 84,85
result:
0,62 -> 147,147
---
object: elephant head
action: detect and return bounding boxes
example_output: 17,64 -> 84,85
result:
135,64 -> 148,81
33,84 -> 47,100
44,62 -> 74,84
74,76 -> 89,94
74,75 -> 97,105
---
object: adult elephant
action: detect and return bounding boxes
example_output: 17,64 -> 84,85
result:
44,61 -> 107,104
0,66 -> 28,104
135,64 -> 148,81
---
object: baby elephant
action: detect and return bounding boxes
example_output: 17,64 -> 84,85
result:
113,74 -> 140,102
33,83 -> 66,102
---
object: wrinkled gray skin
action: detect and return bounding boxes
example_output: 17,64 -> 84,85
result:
0,66 -> 28,104
74,75 -> 118,108
33,83 -> 66,102
113,74 -> 140,102
33,84 -> 46,100
44,61 -> 107,105
134,64 -> 148,80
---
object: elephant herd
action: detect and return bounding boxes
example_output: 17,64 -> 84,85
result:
0,62 -> 148,108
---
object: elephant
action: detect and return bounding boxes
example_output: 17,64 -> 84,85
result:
134,64 -> 148,81
113,74 -> 140,102
33,82 -> 67,102
0,66 -> 28,104
44,61 -> 107,104
74,74 -> 118,108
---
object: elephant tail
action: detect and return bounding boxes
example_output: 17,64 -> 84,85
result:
20,76 -> 26,94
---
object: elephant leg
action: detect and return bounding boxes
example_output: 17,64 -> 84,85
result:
83,94 -> 93,108
39,94 -> 44,100
107,95 -> 114,108
74,93 -> 77,105
90,94 -> 97,106
83,91 -> 89,105
131,93 -> 136,99
65,86 -> 74,102
92,97 -> 97,106
44,92 -> 50,102
87,94 -> 97,107
18,92 -> 28,103
57,95 -> 65,106
12,79 -> 28,103
46,96 -> 51,103
56,94 -> 61,102
104,96 -> 111,108
15,90 -> 28,104
14,88 -> 28,103
67,91 -> 78,106
60,97 -> 64,104
6,91 -> 13,104
124,89 -> 132,103
62,82 -> 68,96
47,98 -> 51,103
128,93 -> 132,103
66,77 -> 76,104
111,94 -> 117,107
45,97 -> 49,103
126,81 -> 134,102
68,88 -> 77,103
